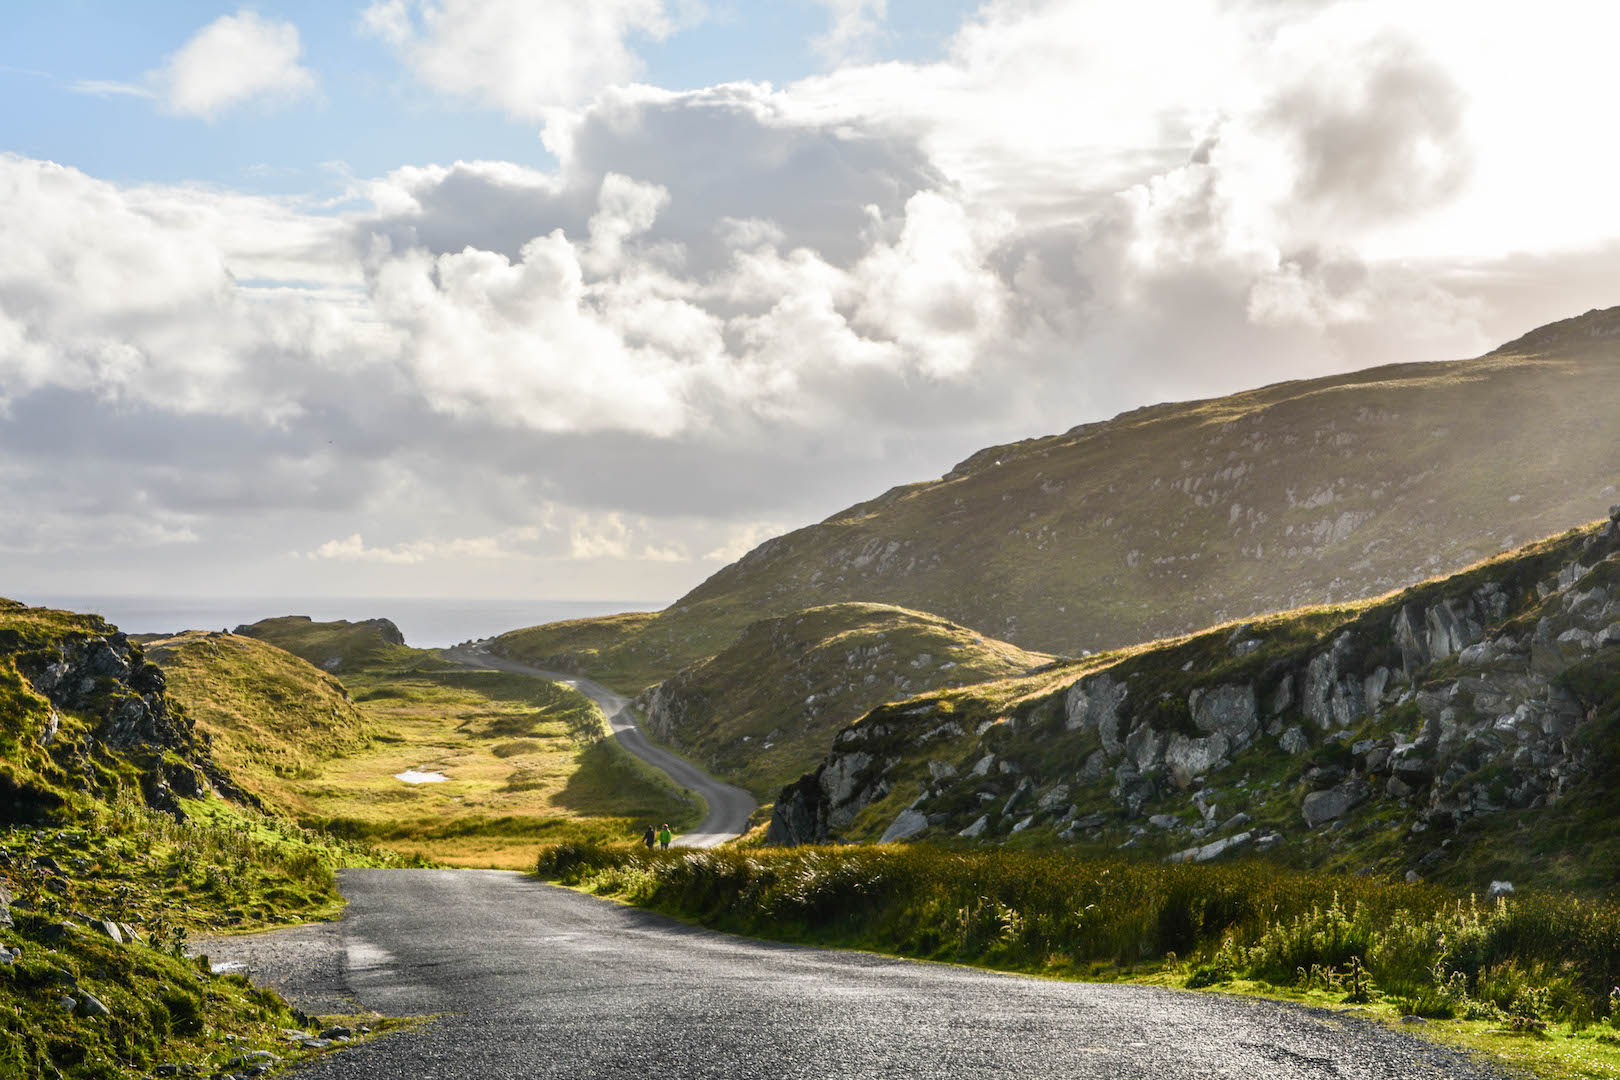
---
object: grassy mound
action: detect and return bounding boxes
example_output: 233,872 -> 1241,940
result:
142,632 -> 374,812
637,603 -> 1052,797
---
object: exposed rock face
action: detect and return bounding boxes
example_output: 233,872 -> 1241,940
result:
2,622 -> 252,819
770,502 -> 1620,862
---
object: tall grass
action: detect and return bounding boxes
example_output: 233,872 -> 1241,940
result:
539,842 -> 1620,1022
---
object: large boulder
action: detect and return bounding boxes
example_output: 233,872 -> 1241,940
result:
1065,673 -> 1129,754
878,809 -> 929,844
1190,684 -> 1260,748
1302,780 -> 1370,828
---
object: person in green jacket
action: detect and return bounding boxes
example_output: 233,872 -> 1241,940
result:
657,824 -> 672,850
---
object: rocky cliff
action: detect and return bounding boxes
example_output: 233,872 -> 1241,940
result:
768,507 -> 1620,887
0,600 -> 250,822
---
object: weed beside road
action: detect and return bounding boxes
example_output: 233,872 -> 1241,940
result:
539,841 -> 1620,1077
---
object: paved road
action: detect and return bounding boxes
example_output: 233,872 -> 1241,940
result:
201,869 -> 1505,1080
441,643 -> 756,846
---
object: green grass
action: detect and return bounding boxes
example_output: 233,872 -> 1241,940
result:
0,793 -> 415,1079
539,840 -> 1620,1079
142,632 -> 374,811
637,602 -> 1052,798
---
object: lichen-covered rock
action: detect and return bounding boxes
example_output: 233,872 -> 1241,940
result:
878,809 -> 929,844
1065,672 -> 1128,754
1190,684 -> 1259,748
1302,780 -> 1370,828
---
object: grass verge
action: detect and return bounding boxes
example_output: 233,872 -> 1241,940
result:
537,841 -> 1620,1079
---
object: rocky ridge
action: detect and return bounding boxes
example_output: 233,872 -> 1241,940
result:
0,602 -> 250,821
767,507 -> 1620,885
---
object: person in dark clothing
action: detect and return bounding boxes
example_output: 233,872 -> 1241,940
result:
642,825 -> 656,849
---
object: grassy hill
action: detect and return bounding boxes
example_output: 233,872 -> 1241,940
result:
232,615 -> 417,674
501,307 -> 1620,694
634,603 -> 1051,798
0,599 -> 412,1078
768,506 -> 1620,893
141,632 -> 374,813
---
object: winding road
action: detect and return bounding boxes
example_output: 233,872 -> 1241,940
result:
441,642 -> 756,847
198,869 -> 1507,1080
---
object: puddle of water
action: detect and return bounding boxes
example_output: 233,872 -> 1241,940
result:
395,769 -> 449,784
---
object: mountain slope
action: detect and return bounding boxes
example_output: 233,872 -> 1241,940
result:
767,506 -> 1620,891
632,603 -> 1051,798
233,614 -> 418,673
507,307 -> 1620,694
142,631 -> 374,813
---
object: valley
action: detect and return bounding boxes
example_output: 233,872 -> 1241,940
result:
4,306 -> 1620,1079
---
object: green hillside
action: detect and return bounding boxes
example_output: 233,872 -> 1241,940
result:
634,603 -> 1052,798
769,506 -> 1620,893
141,632 -> 374,814
233,615 -> 420,674
501,307 -> 1620,694
0,599 -> 411,1078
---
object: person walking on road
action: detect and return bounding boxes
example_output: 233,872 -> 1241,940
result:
642,825 -> 656,849
658,824 -> 672,850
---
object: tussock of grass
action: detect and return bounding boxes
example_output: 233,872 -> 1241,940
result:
539,842 -> 1620,1026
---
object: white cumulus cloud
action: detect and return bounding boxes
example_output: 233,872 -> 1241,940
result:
153,9 -> 318,118
362,0 -> 674,115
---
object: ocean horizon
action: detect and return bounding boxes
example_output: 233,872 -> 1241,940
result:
9,594 -> 667,650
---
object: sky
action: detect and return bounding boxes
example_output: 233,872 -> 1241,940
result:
3,0 -> 1619,607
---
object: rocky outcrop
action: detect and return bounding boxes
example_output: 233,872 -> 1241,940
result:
2,620 -> 253,819
769,502 -> 1620,867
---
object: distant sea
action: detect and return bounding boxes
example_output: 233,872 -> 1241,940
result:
10,595 -> 667,649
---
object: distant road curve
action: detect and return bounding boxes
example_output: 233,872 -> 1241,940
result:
441,643 -> 756,847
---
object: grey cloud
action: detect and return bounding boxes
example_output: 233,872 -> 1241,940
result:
1264,35 -> 1472,228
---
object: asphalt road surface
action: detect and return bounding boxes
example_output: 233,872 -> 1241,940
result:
200,869 -> 1506,1080
441,643 -> 757,846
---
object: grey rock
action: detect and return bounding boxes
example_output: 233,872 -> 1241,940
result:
1078,750 -> 1108,784
927,761 -> 958,782
1168,831 -> 1253,864
958,815 -> 990,839
1072,812 -> 1109,830
1124,722 -> 1165,773
1009,814 -> 1036,834
1302,780 -> 1370,828
1405,870 -> 1421,884
1488,880 -> 1514,900
1599,622 -> 1620,648
1269,674 -> 1295,716
878,809 -> 929,844
1190,683 -> 1260,748
57,995 -> 77,1013
301,1039 -> 333,1049
92,919 -> 123,944
1278,726 -> 1309,755
1147,814 -> 1181,831
1002,777 -> 1034,816
1065,672 -> 1129,755
1036,784 -> 1071,814
1164,732 -> 1230,787
970,753 -> 996,778
79,992 -> 110,1017
1557,628 -> 1596,652
1220,812 -> 1251,833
